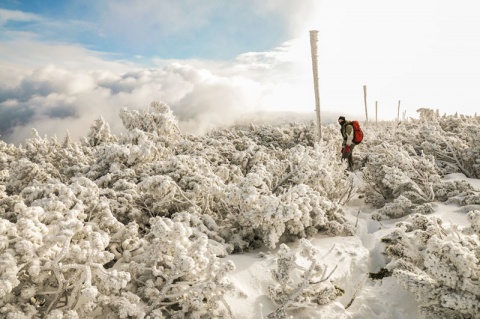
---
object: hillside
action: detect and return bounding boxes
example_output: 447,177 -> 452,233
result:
0,102 -> 479,319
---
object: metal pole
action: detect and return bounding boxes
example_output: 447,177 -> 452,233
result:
375,101 -> 378,125
363,85 -> 368,123
309,30 -> 322,141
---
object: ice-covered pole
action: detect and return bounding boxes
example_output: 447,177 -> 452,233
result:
309,30 -> 322,141
397,100 -> 401,122
363,85 -> 369,123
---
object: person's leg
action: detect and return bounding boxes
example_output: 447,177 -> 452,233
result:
348,144 -> 355,170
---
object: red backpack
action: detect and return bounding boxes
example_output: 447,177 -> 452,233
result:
350,121 -> 363,144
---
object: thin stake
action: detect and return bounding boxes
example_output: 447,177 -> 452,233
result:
397,100 -> 401,122
363,85 -> 368,123
309,30 -> 322,141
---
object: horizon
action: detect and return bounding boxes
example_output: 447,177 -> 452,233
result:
1,1 -> 480,144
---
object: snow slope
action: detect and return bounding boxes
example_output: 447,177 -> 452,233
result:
225,172 -> 478,319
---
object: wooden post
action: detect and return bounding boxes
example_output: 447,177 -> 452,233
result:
375,101 -> 378,125
309,30 -> 322,141
397,100 -> 401,121
363,85 -> 368,123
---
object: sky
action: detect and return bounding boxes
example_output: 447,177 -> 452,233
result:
1,0 -> 480,144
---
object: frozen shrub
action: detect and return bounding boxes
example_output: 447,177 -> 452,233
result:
87,116 -> 117,147
434,179 -> 475,202
0,101 -> 392,317
267,239 -> 339,318
463,210 -> 480,235
6,158 -> 51,194
383,214 -> 480,318
361,144 -> 439,208
372,196 -> 435,221
416,112 -> 480,178
0,202 -> 131,318
120,216 -> 235,318
119,101 -> 181,140
222,172 -> 353,250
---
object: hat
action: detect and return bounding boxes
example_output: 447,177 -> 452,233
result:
338,116 -> 346,121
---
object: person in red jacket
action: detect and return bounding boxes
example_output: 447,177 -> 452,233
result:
338,116 -> 355,171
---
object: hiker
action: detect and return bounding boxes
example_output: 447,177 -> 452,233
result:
338,116 -> 355,170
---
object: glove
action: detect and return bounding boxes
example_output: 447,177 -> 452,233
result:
341,145 -> 351,159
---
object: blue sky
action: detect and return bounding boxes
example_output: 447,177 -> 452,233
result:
1,1 -> 480,143
1,0 -> 289,60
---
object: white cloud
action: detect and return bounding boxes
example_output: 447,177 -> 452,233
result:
0,8 -> 41,25
1,1 -> 480,144
0,55 -> 317,144
257,0 -> 320,36
0,38 -> 130,72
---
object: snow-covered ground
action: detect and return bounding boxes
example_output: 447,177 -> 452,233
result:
225,172 -> 480,319
1,106 -> 479,319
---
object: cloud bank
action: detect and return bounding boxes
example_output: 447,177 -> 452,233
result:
0,46 -> 318,144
